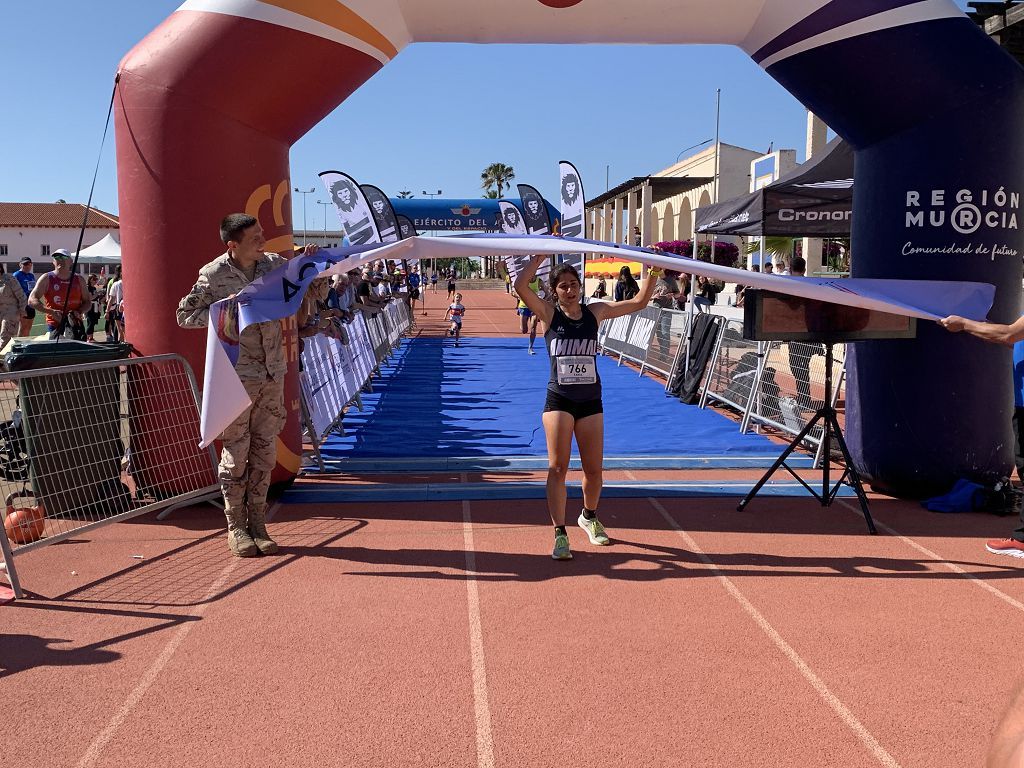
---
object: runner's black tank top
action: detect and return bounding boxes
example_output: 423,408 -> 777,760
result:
545,303 -> 601,402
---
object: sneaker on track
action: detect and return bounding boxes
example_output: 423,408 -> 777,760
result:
986,538 -> 1024,558
552,533 -> 572,560
578,513 -> 610,546
528,347 -> 536,355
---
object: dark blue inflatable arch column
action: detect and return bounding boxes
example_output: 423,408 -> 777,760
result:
752,5 -> 1024,496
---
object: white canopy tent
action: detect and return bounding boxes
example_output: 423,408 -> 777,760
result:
74,233 -> 121,264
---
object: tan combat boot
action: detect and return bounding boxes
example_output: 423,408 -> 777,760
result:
226,507 -> 258,557
248,504 -> 278,555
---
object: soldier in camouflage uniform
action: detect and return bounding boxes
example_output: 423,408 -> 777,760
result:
177,213 -> 318,557
0,265 -> 28,352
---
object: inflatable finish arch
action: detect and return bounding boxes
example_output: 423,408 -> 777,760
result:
116,0 -> 1024,495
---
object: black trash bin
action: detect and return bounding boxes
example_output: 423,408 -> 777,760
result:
6,340 -> 134,520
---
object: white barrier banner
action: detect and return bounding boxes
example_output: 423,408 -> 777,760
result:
199,234 -> 995,446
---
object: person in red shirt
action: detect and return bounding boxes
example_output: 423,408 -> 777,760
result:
28,249 -> 89,337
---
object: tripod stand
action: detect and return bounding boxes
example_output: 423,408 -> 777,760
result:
736,342 -> 876,534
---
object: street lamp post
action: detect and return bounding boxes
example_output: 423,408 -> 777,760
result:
317,200 -> 331,246
294,186 -> 314,245
675,138 -> 713,163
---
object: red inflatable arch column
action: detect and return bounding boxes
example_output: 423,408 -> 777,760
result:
116,4 -> 394,484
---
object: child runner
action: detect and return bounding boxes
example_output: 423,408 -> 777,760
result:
512,274 -> 544,354
514,253 -> 658,561
445,292 -> 466,347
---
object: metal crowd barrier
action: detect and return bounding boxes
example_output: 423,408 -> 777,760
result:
744,341 -> 846,465
0,354 -> 220,599
641,309 -> 689,380
700,319 -> 763,414
298,300 -> 413,472
596,303 -> 850,468
596,305 -> 660,369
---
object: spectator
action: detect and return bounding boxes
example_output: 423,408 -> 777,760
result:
355,268 -> 387,315
764,262 -> 774,275
632,225 -> 642,246
106,272 -> 125,342
693,274 -> 725,313
406,264 -> 422,313
297,277 -> 344,350
85,274 -> 103,342
0,265 -> 27,352
430,270 -> 438,293
14,257 -> 36,337
103,265 -> 121,340
614,266 -> 639,301
938,310 -> 1024,558
446,272 -> 457,302
591,276 -> 608,300
176,213 -> 318,558
651,267 -> 681,357
28,249 -> 89,338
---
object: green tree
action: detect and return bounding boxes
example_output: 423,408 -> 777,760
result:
744,236 -> 795,267
480,163 -> 515,199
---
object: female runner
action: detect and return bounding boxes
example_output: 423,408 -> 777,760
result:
515,254 -> 659,560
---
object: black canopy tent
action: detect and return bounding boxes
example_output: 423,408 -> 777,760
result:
694,136 -> 854,237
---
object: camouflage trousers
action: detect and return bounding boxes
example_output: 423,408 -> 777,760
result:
0,310 -> 19,354
218,376 -> 285,530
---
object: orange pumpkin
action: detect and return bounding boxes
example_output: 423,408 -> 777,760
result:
4,492 -> 44,545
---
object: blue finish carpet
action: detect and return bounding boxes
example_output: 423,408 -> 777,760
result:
311,337 -> 799,471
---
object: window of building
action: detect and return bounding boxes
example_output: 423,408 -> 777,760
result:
0,245 -> 7,257
40,245 -> 50,257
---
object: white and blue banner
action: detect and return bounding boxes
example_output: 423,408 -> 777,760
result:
198,233 -> 997,447
319,171 -> 382,245
360,184 -> 400,244
518,184 -> 551,235
300,334 -> 356,441
558,160 -> 586,274
497,201 -> 533,284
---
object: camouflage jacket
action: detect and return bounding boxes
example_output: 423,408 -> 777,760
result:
0,273 -> 27,316
177,251 -> 287,381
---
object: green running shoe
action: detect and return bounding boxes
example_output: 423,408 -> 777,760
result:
552,532 -> 573,560
578,512 -> 610,546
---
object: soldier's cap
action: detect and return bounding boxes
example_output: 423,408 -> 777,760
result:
51,249 -> 72,260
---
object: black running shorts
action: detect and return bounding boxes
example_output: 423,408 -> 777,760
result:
543,389 -> 603,420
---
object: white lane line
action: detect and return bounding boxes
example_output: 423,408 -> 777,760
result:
461,474 -> 495,768
75,556 -> 240,768
647,497 -> 902,768
838,499 -> 1024,613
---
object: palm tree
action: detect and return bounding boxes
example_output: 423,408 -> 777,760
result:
744,236 -> 795,267
481,163 -> 515,199
397,190 -> 413,198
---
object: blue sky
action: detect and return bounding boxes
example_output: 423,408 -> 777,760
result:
0,1 -> 974,232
